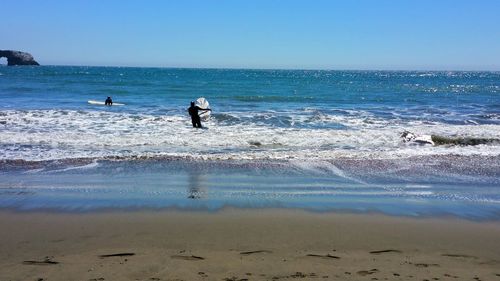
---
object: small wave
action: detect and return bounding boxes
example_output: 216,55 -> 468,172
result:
232,95 -> 315,103
404,184 -> 432,189
44,160 -> 100,173
465,120 -> 479,125
289,160 -> 367,184
481,113 -> 500,120
211,113 -> 241,124
22,168 -> 45,174
418,73 -> 437,77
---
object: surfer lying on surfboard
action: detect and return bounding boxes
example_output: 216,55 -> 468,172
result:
188,101 -> 211,128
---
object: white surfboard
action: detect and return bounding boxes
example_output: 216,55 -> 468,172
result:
88,100 -> 125,106
195,97 -> 211,120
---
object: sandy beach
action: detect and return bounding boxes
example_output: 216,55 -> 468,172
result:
0,209 -> 499,281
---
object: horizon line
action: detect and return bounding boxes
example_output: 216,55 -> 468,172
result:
17,63 -> 500,73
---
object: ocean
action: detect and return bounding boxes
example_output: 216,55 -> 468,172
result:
1,66 -> 499,219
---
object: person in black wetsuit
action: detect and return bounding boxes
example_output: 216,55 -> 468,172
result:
105,96 -> 113,106
188,101 -> 211,128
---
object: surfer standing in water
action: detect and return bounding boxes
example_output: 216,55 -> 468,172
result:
188,101 -> 211,128
105,96 -> 113,106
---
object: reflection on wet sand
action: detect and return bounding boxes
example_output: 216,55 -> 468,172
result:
187,172 -> 208,199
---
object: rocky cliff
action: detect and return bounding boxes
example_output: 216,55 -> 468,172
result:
0,50 -> 39,66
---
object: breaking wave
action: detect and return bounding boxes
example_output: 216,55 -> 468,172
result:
1,109 -> 499,162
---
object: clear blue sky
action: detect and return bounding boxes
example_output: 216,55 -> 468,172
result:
2,0 -> 499,70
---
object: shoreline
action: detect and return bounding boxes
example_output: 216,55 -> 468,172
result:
1,209 -> 499,280
2,151 -> 500,167
1,205 -> 500,223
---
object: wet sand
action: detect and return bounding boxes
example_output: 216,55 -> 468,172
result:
0,209 -> 499,281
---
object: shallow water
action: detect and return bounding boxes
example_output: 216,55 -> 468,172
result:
1,157 -> 499,220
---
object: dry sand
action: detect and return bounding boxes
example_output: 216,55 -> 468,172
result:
0,209 -> 499,281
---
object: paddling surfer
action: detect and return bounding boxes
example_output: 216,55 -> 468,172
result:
105,96 -> 113,106
188,101 -> 211,128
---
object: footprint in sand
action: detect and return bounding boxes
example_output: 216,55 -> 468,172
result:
414,263 -> 440,268
50,239 -> 65,243
369,249 -> 402,255
240,250 -> 272,255
442,253 -> 478,259
223,277 -> 248,281
23,257 -> 59,265
171,255 -> 205,260
357,269 -> 379,276
99,252 -> 135,258
306,254 -> 341,259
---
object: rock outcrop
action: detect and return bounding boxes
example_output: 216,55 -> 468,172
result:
401,131 -> 500,146
0,50 -> 39,66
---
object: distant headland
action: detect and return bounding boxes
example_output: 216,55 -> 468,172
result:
0,50 -> 39,66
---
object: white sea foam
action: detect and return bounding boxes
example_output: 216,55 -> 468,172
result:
1,109 -> 499,161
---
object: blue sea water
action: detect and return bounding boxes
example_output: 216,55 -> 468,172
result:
0,66 -> 499,219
